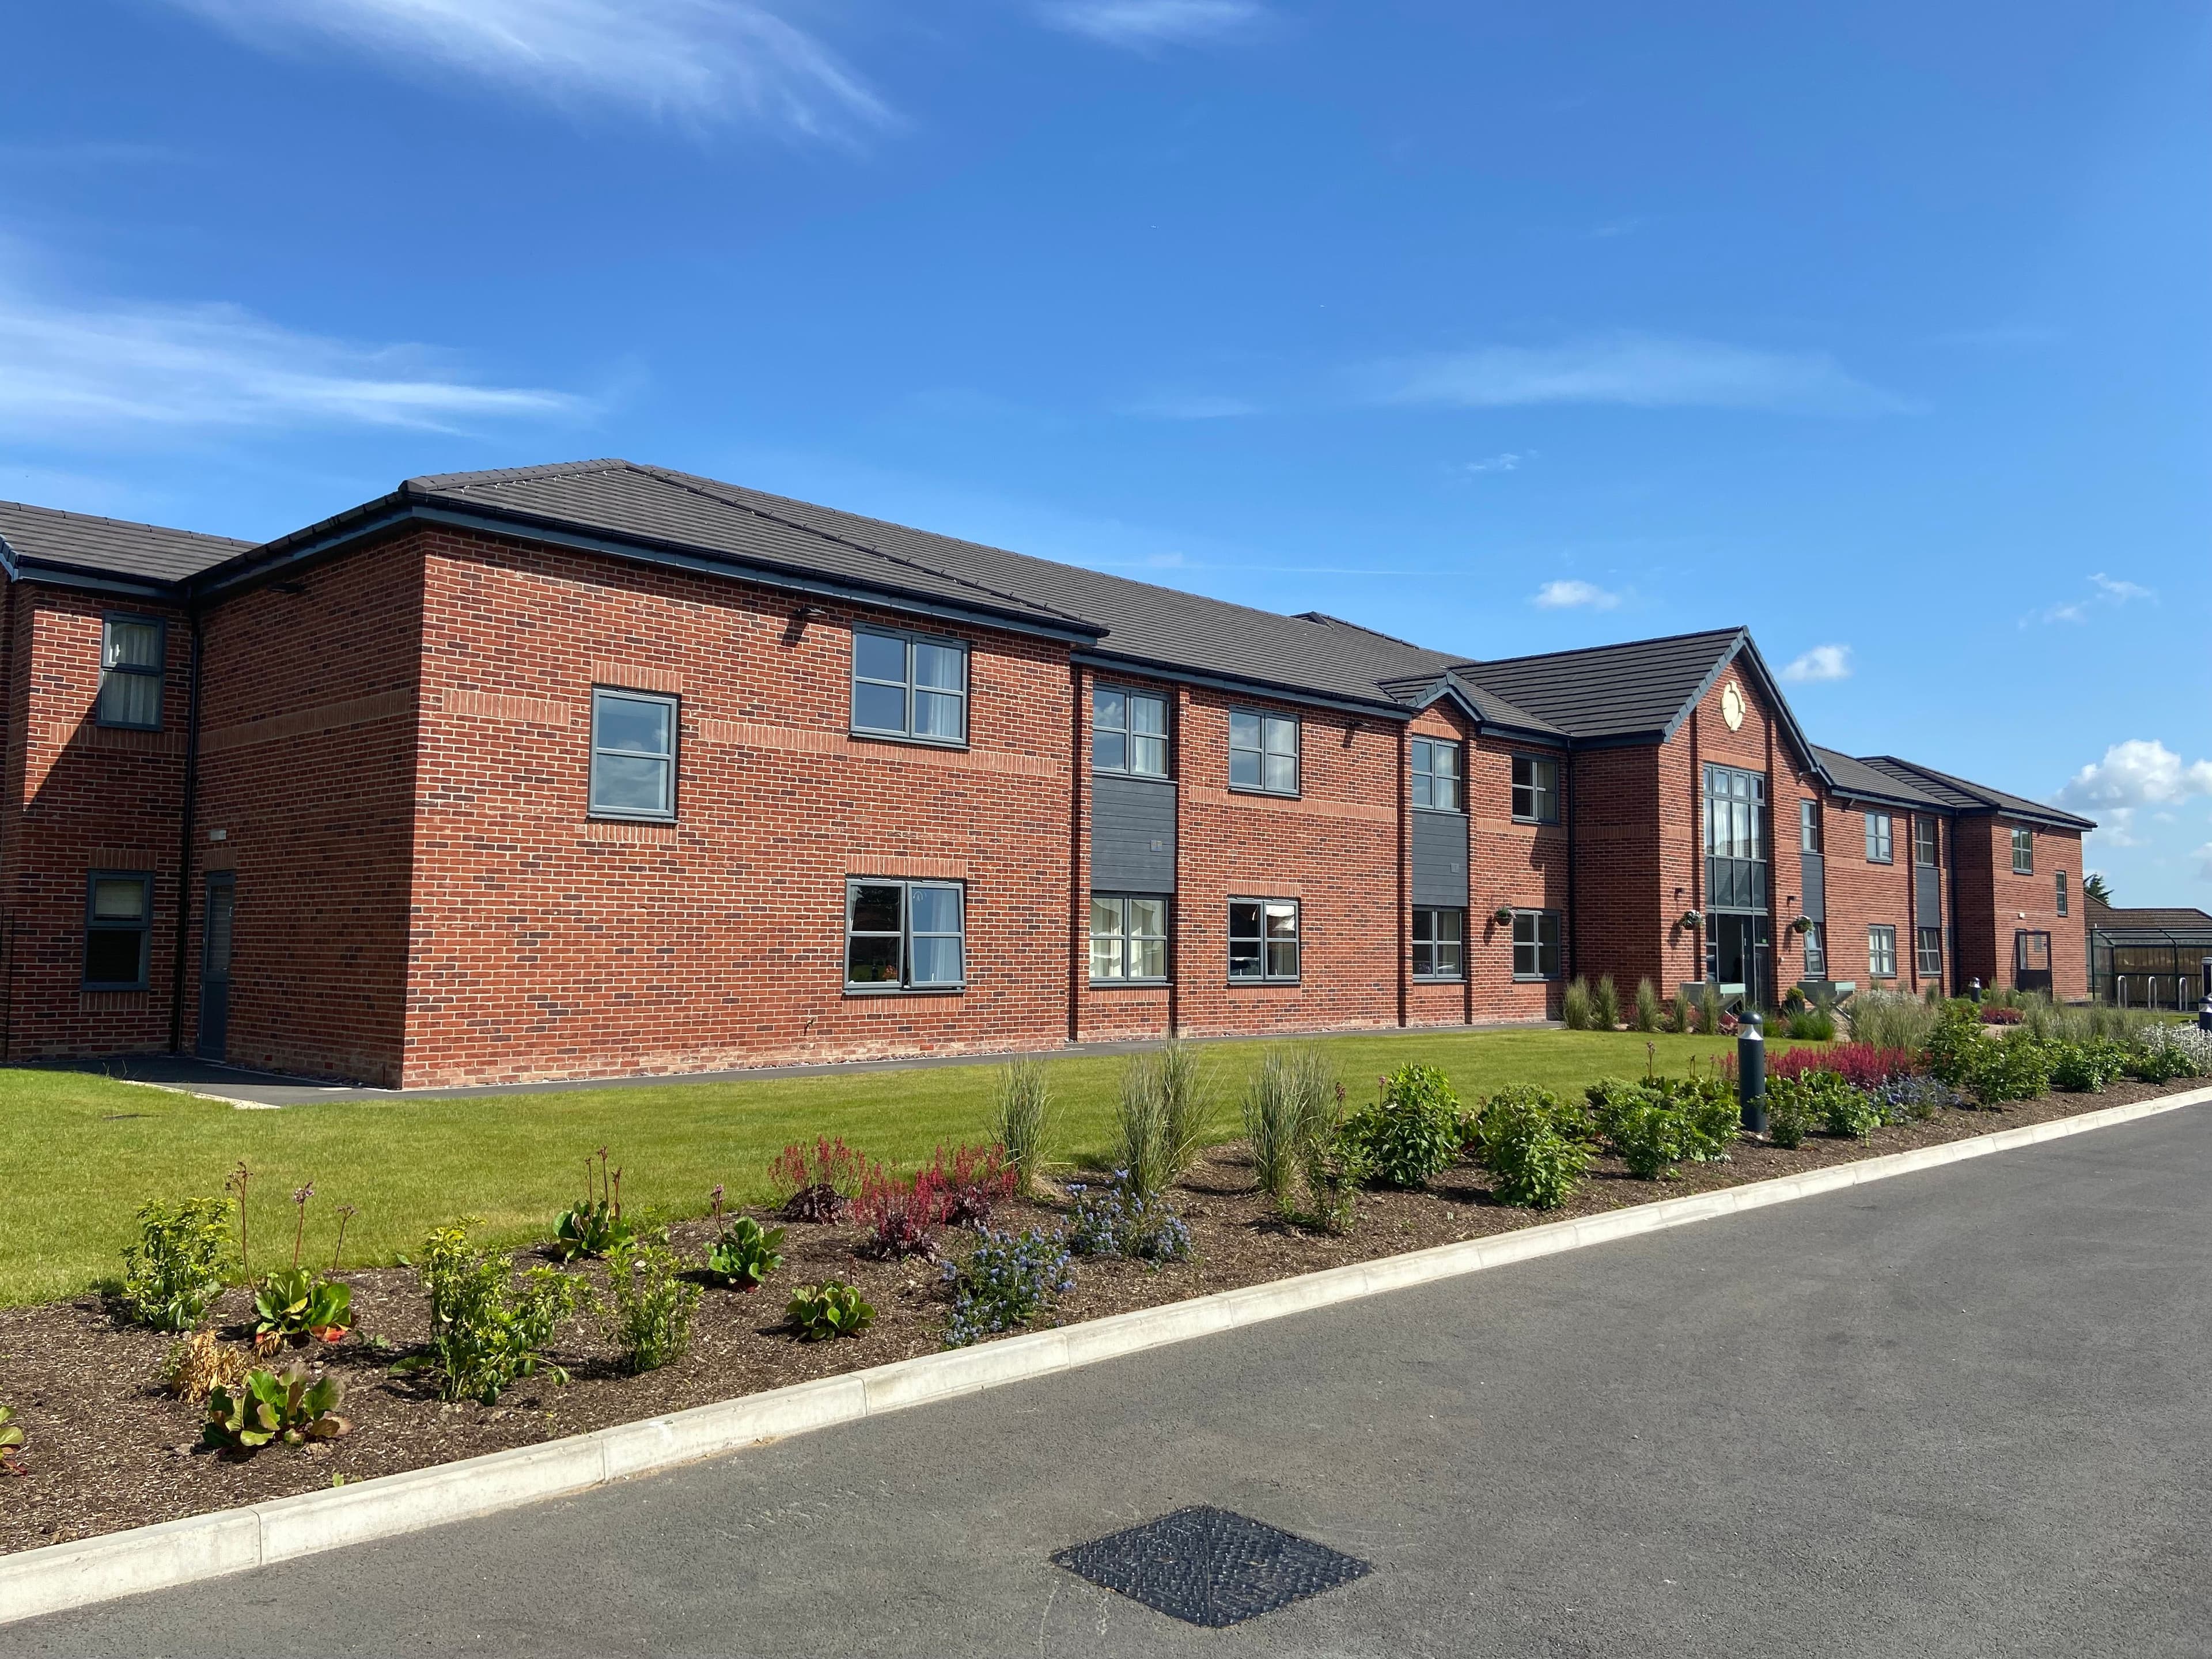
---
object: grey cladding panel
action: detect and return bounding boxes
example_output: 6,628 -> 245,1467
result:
1801,853 -> 1825,922
1916,866 -> 1941,928
1093,775 -> 1177,892
1411,810 -> 1469,907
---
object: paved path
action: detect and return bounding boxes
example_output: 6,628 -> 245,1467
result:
12,1108 -> 2209,1657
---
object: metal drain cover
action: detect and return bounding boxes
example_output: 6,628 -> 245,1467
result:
1052,1505 -> 1372,1627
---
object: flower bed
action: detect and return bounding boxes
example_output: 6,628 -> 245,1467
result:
2,1066 -> 2205,1557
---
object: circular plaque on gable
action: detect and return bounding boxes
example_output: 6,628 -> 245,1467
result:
1721,681 -> 1746,731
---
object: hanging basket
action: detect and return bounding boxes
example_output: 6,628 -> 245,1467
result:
1491,906 -> 1515,927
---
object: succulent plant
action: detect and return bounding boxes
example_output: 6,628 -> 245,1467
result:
551,1149 -> 638,1260
253,1267 -> 356,1353
786,1280 -> 874,1341
203,1365 -> 350,1452
0,1404 -> 24,1471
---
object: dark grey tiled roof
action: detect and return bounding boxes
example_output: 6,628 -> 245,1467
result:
0,499 -> 252,584
1858,755 -> 2095,830
1813,747 -> 1951,808
403,460 -> 1460,707
1374,671 -> 1566,738
2086,900 -> 2212,937
1442,628 -> 1747,741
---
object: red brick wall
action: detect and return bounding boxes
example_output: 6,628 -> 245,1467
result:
396,527 -> 1075,1086
0,584 -> 191,1059
1953,818 -> 2085,999
187,539 -> 425,1083
1810,799 -> 1917,993
1567,741 -> 1667,999
1464,727 -> 1569,1021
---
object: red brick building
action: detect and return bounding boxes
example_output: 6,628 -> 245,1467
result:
0,462 -> 2094,1086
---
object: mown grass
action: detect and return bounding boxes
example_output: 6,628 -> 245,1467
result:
4,1028 -> 1774,1306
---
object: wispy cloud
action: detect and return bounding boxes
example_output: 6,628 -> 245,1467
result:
168,0 -> 890,139
1368,332 -> 1903,416
1452,452 -> 1523,475
1038,1 -> 1266,47
1780,643 -> 1852,683
0,278 -> 584,437
1124,392 -> 1258,420
2022,570 -> 2156,627
2058,738 -> 2212,849
1531,578 -> 1619,611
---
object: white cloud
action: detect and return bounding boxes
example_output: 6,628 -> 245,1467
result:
1125,392 -> 1257,420
2058,739 -> 2212,850
1532,578 -> 1619,611
0,279 -> 584,437
1453,452 -> 1522,475
169,0 -> 889,138
2024,571 -> 2156,627
1039,1 -> 1265,47
1779,643 -> 1852,683
2089,571 -> 2154,603
1368,332 -> 1902,416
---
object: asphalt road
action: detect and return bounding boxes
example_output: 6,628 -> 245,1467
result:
12,1107 -> 2209,1658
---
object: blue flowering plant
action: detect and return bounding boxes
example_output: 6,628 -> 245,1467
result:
1065,1173 -> 1194,1266
942,1226 -> 1075,1348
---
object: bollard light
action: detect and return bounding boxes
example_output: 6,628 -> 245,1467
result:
1738,1008 -> 1767,1135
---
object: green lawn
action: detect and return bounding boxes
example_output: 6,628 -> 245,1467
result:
4,1029 -> 1773,1307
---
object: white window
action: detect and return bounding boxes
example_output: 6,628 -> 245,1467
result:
2011,825 -> 2034,875
1090,894 -> 1168,981
1916,926 -> 1943,977
846,880 -> 965,990
589,689 -> 677,820
1512,910 -> 1561,979
1512,755 -> 1559,824
1799,800 -> 1821,854
1868,924 -> 1898,979
99,616 -> 165,729
1229,899 -> 1300,980
1412,908 -> 1464,979
1411,738 -> 1462,811
1093,688 -> 1169,777
1802,922 -> 1827,979
853,628 -> 968,744
1228,710 -> 1299,795
1865,812 -> 1893,864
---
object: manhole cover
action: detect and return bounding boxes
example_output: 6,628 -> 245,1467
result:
1052,1505 -> 1372,1627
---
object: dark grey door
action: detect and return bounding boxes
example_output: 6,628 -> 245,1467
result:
1713,914 -> 1770,1008
197,874 -> 234,1061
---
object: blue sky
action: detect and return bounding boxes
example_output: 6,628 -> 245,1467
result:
5,1 -> 2209,899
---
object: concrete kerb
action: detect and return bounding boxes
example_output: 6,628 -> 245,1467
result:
4,1084 -> 2206,1628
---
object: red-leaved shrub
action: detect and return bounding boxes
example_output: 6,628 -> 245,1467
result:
767,1137 -> 868,1206
851,1143 -> 1020,1259
1979,1006 -> 2024,1026
1768,1043 -> 1921,1089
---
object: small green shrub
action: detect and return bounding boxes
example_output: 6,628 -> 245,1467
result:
942,1227 -> 1075,1347
1474,1086 -> 1591,1210
1588,1073 -> 1736,1179
1593,975 -> 1622,1031
552,1147 -> 638,1262
1764,1073 -> 1821,1148
2049,1039 -> 2128,1093
1338,1063 -> 1463,1189
116,1198 -> 234,1333
1783,1005 -> 1837,1041
1924,1001 -> 1987,1088
1633,978 -> 1663,1033
606,1236 -> 700,1374
1241,1044 -> 1336,1210
1561,976 -> 1593,1031
1821,1082 -> 1884,1140
0,1404 -> 23,1470
2127,1024 -> 2212,1082
704,1215 -> 786,1291
1971,1033 -> 2054,1104
406,1223 -> 588,1404
203,1364 -> 350,1453
787,1280 -> 875,1341
991,1059 -> 1054,1192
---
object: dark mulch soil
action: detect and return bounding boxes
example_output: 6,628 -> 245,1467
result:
2,1075 -> 2200,1555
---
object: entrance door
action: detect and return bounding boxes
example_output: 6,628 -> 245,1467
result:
1713,914 -> 1767,1007
197,874 -> 234,1061
2015,930 -> 2052,995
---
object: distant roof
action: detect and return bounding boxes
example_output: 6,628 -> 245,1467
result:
0,499 -> 252,586
2086,900 -> 2212,938
1815,746 -> 2094,830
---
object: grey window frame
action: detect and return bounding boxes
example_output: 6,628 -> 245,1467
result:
1868,923 -> 1898,980
83,869 -> 153,991
1511,754 -> 1560,824
1412,906 -> 1465,980
588,687 -> 680,821
1802,920 -> 1827,979
97,613 -> 166,731
1864,812 -> 1893,864
1913,816 -> 1939,868
2055,869 -> 2067,918
1228,897 -> 1301,982
1916,925 -> 1944,977
844,878 -> 967,993
1089,892 -> 1169,984
1092,685 -> 1171,778
850,626 -> 969,747
1799,799 -> 1821,854
1227,710 -> 1300,796
1411,738 -> 1463,812
2011,825 -> 2034,875
1512,908 -> 1561,980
